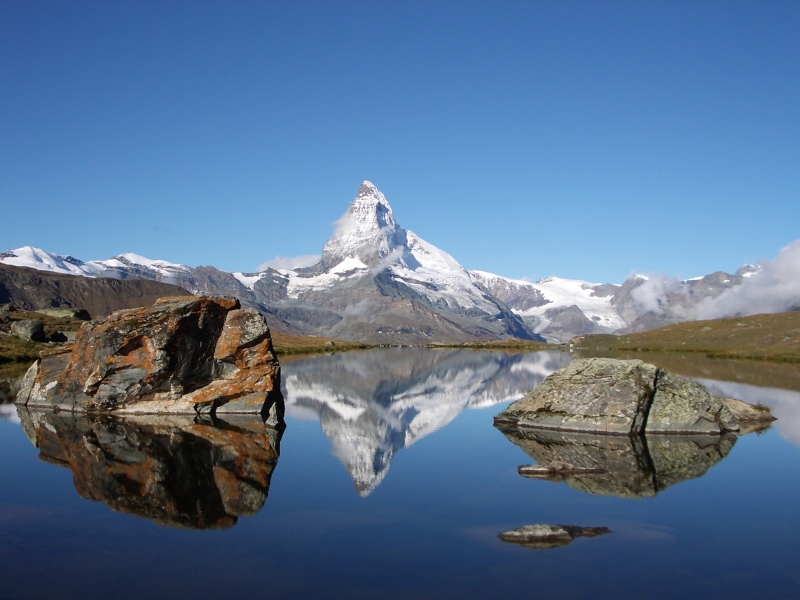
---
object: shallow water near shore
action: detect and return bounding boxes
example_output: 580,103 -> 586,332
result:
1,348 -> 799,599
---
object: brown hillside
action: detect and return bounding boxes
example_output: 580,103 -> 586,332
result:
572,311 -> 800,363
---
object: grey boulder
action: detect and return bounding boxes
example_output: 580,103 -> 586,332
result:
10,319 -> 46,342
496,358 -> 740,435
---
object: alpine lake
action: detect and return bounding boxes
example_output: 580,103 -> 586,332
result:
1,347 -> 799,599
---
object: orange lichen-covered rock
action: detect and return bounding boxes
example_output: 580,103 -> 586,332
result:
16,296 -> 281,416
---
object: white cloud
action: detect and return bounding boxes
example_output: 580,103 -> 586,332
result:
257,254 -> 320,271
630,273 -> 686,315
694,239 -> 800,319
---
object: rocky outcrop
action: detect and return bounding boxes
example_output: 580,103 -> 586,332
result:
538,305 -> 598,343
498,524 -> 611,550
0,263 -> 189,319
16,296 -> 281,417
720,396 -> 777,432
499,426 -> 736,498
17,408 -> 282,529
495,358 -> 751,435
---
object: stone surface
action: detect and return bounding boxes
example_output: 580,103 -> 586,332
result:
0,306 -> 9,323
720,396 -> 777,431
497,358 -> 745,435
16,296 -> 281,416
498,524 -> 611,550
646,369 -> 738,434
36,307 -> 90,320
10,318 -> 46,342
17,408 -> 282,529
497,358 -> 659,434
498,425 -> 736,498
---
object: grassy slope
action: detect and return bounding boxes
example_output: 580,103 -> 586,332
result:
573,311 -> 800,363
426,339 -> 555,351
270,332 -> 371,356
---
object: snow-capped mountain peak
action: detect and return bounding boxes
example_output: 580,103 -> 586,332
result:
0,246 -> 96,276
318,180 -> 408,271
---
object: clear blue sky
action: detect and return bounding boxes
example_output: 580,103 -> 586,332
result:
2,1 -> 798,283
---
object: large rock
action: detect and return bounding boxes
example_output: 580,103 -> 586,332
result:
11,318 -> 46,342
16,296 -> 281,416
495,358 -> 741,435
16,408 -> 282,529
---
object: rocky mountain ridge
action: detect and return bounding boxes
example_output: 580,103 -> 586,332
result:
1,181 -> 767,342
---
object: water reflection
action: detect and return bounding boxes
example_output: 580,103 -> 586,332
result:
497,426 -> 737,498
17,408 -> 283,529
282,349 -> 571,495
695,378 -> 800,447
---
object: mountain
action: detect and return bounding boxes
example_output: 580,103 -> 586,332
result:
471,267 -> 761,342
0,181 -> 774,342
1,183 -> 537,343
0,263 -> 188,318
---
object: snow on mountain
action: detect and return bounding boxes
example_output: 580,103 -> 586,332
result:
2,181 -> 775,342
0,246 -> 104,276
282,181 -> 501,316
470,270 -> 626,339
0,246 -> 191,282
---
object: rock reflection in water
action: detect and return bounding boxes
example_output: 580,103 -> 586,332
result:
17,407 -> 283,529
498,426 -> 736,498
282,348 -> 571,495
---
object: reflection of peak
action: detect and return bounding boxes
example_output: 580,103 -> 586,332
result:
283,349 -> 571,495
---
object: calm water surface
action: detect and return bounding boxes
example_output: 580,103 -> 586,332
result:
1,348 -> 799,599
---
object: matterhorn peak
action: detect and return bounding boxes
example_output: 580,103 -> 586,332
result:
357,180 -> 380,197
318,181 -> 408,271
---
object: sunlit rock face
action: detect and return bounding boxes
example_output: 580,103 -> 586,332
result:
16,296 -> 281,416
282,348 -> 571,495
17,408 -> 283,529
498,427 -> 736,498
497,358 -> 740,435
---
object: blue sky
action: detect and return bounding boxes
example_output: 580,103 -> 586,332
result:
2,1 -> 798,283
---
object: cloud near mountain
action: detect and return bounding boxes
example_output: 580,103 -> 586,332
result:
256,254 -> 321,271
694,239 -> 800,319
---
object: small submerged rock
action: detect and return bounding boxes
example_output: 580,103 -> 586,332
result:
498,524 -> 611,550
518,462 -> 607,478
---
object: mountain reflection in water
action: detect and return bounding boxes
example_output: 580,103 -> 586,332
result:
282,348 -> 571,495
17,408 -> 283,529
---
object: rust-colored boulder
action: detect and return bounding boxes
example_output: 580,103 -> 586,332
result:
16,296 -> 281,416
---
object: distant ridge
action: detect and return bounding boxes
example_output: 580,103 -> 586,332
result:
0,263 -> 188,319
2,181 -> 786,343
